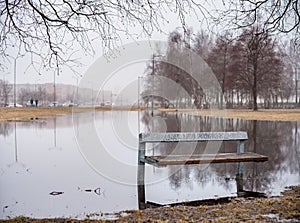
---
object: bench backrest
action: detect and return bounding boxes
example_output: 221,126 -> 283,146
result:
139,131 -> 248,143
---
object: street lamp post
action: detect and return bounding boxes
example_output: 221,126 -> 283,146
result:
77,77 -> 79,104
72,75 -> 82,104
138,76 -> 144,133
88,82 -> 93,106
138,76 -> 143,109
151,55 -> 154,117
35,78 -> 40,106
151,54 -> 163,116
7,54 -> 23,107
53,70 -> 56,106
35,79 -> 41,92
91,86 -> 93,106
296,66 -> 298,105
13,57 -> 17,107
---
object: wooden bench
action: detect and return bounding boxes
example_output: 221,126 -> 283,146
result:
137,131 -> 268,209
138,132 -> 268,167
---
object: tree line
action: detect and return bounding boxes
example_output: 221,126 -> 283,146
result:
0,79 -> 49,106
0,80 -> 75,106
145,27 -> 299,110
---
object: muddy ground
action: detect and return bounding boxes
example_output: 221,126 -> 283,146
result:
1,186 -> 299,222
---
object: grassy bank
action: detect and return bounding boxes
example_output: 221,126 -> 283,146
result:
1,186 -> 299,222
1,107 -> 300,122
0,106 -> 137,122
158,108 -> 300,121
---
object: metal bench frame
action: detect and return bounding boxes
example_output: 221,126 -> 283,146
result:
137,131 -> 268,209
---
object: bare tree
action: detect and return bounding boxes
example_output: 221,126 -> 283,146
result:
284,39 -> 300,104
207,32 -> 234,108
1,1 -> 299,72
37,85 -> 48,105
18,87 -> 31,105
217,0 -> 300,36
193,30 -> 213,61
0,0 -> 211,73
230,27 -> 284,110
0,79 -> 12,105
147,30 -> 209,109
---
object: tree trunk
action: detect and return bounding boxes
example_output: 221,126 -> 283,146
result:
252,58 -> 258,110
252,86 -> 258,110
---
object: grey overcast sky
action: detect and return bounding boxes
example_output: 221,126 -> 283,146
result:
2,1 -> 220,89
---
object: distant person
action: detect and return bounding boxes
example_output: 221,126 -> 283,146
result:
30,99 -> 33,106
35,100 -> 38,107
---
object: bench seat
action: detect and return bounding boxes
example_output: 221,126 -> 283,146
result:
142,152 -> 268,166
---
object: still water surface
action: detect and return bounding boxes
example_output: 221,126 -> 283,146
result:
0,111 -> 299,219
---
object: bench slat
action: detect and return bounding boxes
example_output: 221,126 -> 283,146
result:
140,132 -> 248,143
143,152 -> 267,166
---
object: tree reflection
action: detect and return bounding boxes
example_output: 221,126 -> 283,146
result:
141,111 -> 300,194
0,122 -> 13,136
6,122 -> 29,174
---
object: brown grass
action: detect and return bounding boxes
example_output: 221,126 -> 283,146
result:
225,109 -> 300,121
1,107 -> 299,122
0,107 -> 73,121
159,108 -> 300,121
1,186 -> 299,222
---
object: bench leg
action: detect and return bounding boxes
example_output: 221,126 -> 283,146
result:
236,140 -> 245,196
237,140 -> 245,153
138,142 -> 146,209
236,162 -> 244,196
137,165 -> 146,209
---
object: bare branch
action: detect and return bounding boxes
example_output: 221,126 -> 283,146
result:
213,0 -> 300,39
0,0 -> 211,74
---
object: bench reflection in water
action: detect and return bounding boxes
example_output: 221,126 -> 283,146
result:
137,132 -> 268,209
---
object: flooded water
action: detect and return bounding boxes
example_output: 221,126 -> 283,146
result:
0,111 -> 299,219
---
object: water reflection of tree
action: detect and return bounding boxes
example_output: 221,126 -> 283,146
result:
19,120 -> 47,129
0,116 -> 75,136
0,122 -> 13,136
0,119 -> 50,138
244,120 -> 299,193
209,119 -> 300,193
142,112 -> 300,193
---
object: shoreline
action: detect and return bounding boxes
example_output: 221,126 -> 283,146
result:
1,185 -> 299,222
1,107 -> 300,122
158,108 -> 300,121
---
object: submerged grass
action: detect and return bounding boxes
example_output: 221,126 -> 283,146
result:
1,186 -> 299,222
